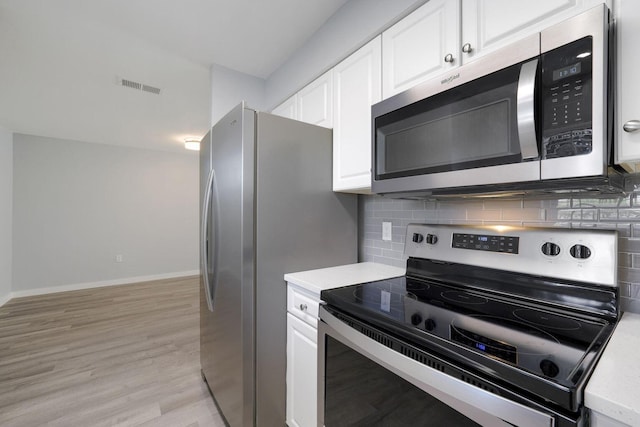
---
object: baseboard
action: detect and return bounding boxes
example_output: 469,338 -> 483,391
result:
7,270 -> 200,301
0,292 -> 11,308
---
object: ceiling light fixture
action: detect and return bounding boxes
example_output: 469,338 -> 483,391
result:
184,138 -> 200,151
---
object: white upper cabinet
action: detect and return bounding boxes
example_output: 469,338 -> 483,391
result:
297,70 -> 333,128
382,0 -> 460,98
462,0 -> 602,63
382,0 -> 604,98
271,71 -> 333,128
271,94 -> 297,120
333,36 -> 382,193
614,0 -> 640,171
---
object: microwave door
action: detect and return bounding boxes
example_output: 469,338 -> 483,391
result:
371,34 -> 542,195
372,38 -> 542,195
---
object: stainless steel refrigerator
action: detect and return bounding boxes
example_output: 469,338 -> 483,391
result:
199,102 -> 357,426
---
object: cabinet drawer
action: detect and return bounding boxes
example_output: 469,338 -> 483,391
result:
287,285 -> 320,328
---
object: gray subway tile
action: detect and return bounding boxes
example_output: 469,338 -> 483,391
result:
618,209 -> 640,221
502,208 -> 546,221
628,282 -> 640,299
437,209 -> 468,221
466,209 -> 502,221
620,297 -> 640,314
598,209 -> 619,221
619,253 -> 633,268
617,266 -> 640,284
483,199 -> 523,209
401,199 -> 427,210
619,238 -> 640,253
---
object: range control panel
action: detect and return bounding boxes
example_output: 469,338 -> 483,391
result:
405,224 -> 617,287
452,233 -> 519,254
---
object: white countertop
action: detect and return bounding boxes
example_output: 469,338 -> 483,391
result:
585,311 -> 640,426
284,262 -> 405,295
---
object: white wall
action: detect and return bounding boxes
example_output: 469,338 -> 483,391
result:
264,0 -> 426,109
12,134 -> 199,294
210,63 -> 266,125
0,127 -> 12,305
0,4 -> 210,153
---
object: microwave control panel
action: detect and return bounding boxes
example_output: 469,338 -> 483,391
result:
540,37 -> 593,159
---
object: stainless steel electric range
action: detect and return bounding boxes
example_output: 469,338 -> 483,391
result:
318,224 -> 618,427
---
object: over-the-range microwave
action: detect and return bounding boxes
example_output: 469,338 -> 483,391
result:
371,4 -> 624,198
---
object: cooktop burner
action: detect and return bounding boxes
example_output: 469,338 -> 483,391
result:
513,309 -> 582,331
320,224 -> 620,414
441,290 -> 489,305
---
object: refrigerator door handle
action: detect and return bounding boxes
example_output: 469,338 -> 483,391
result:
201,169 -> 217,312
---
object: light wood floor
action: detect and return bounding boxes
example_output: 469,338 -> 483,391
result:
0,277 -> 226,427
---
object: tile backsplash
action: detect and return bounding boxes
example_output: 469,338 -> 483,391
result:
358,194 -> 640,314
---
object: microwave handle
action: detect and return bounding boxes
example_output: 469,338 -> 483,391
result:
516,59 -> 539,160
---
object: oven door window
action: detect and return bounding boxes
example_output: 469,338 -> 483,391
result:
375,62 -> 533,180
324,336 -> 479,426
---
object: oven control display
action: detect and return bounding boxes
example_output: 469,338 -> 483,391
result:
452,233 -> 519,254
451,326 -> 517,364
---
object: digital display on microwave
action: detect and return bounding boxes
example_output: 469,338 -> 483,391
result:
552,62 -> 581,81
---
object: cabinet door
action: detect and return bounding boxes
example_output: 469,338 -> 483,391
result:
461,0 -> 600,63
615,0 -> 640,171
382,0 -> 461,98
297,70 -> 333,128
286,313 -> 318,427
271,94 -> 297,120
333,36 -> 382,193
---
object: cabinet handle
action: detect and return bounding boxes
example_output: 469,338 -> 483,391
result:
444,53 -> 454,63
462,43 -> 473,53
299,304 -> 307,311
623,120 -> 640,133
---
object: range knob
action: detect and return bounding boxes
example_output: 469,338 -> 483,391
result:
540,359 -> 559,378
410,313 -> 423,326
426,234 -> 438,245
412,233 -> 424,243
570,244 -> 592,260
541,242 -> 560,256
424,318 -> 436,331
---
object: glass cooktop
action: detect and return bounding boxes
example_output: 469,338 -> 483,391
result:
321,272 -> 612,390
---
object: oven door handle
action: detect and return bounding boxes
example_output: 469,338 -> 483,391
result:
319,307 -> 554,427
517,58 -> 540,160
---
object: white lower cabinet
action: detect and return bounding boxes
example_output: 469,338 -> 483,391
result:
286,313 -> 318,427
286,284 -> 320,427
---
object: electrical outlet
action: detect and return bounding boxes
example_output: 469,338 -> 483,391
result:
115,254 -> 123,263
382,222 -> 392,241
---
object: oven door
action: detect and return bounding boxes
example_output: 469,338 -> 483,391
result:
318,306 -> 556,427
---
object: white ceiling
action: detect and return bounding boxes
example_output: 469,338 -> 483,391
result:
11,0 -> 350,79
0,0 -> 349,152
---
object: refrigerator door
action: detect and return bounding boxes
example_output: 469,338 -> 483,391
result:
254,112 -> 358,425
200,103 -> 256,427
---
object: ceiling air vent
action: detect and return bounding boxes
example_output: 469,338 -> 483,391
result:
142,84 -> 161,95
117,77 -> 161,95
